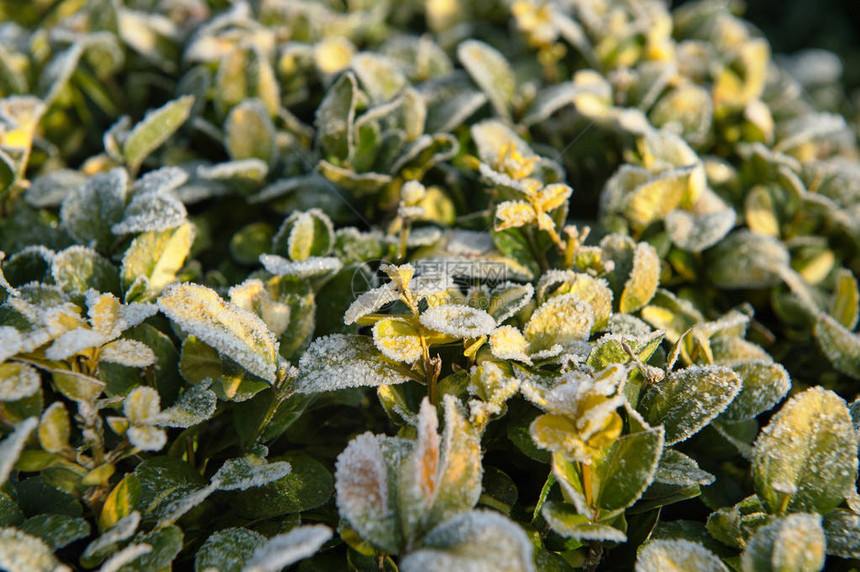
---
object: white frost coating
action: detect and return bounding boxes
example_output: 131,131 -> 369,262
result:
99,543 -> 153,572
636,539 -> 729,572
157,283 -> 278,383
655,450 -> 716,486
525,293 -> 594,351
742,513 -> 825,572
44,327 -> 108,361
112,190 -> 188,235
156,480 -> 220,528
214,454 -> 291,491
81,512 -> 141,562
0,417 -> 37,487
294,334 -> 409,393
488,282 -> 534,323
419,304 -> 496,338
400,510 -> 535,572
59,167 -> 128,245
86,291 -> 157,338
132,166 -> 188,196
0,527 -> 70,572
259,253 -> 342,279
343,283 -> 400,325
542,505 -> 627,542
446,230 -> 495,255
244,525 -> 332,572
335,432 -> 394,548
0,362 -> 40,401
128,425 -> 167,452
156,381 -> 217,428
0,327 -> 25,364
99,339 -> 157,368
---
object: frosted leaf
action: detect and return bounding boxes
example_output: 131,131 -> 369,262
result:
420,305 -> 496,339
0,417 -> 37,487
17,514 -> 88,550
478,164 -> 530,194
294,334 -> 410,393
829,269 -> 859,330
586,330 -> 665,370
774,112 -> 849,154
373,317 -> 424,363
158,283 -> 279,383
706,230 -> 790,289
60,167 -> 128,250
343,283 -> 400,325
399,398 -> 440,540
470,120 -> 534,166
128,425 -> 167,452
488,282 -> 533,323
315,72 -> 357,161
655,449 -> 715,487
0,326 -> 25,363
258,253 -> 342,280
665,207 -> 737,253
336,433 -> 403,553
636,539 -> 729,572
458,40 -> 516,119
814,314 -> 860,379
122,95 -> 194,171
51,246 -> 119,294
353,52 -> 407,103
229,280 -> 291,337
638,365 -> 742,445
132,166 -> 188,196
0,362 -> 40,401
124,386 -> 161,423
244,524 -> 332,572
155,381 -> 217,428
752,387 -> 858,514
99,543 -> 153,572
494,200 -> 535,230
81,512 -> 141,565
214,453 -> 291,491
541,503 -> 627,542
120,222 -> 196,302
720,361 -> 790,421
525,294 -> 595,353
0,528 -> 70,572
623,166 -> 696,231
399,510 -> 535,572
619,242 -> 660,314
156,480 -> 219,528
25,169 -> 86,208
44,327 -> 108,361
111,190 -> 187,235
489,326 -> 531,363
38,402 -> 70,454
87,291 -> 158,339
822,509 -> 860,559
196,528 -> 266,572
522,82 -> 582,126
99,339 -> 157,368
741,513 -> 825,572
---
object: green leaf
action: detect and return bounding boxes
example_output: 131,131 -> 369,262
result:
542,502 -> 626,542
271,209 -> 335,262
814,314 -> 860,379
741,513 -> 825,572
233,453 -> 333,519
134,457 -> 205,518
353,53 -> 407,104
196,528 -> 266,572
315,72 -> 358,161
19,513 -> 90,549
294,334 -> 410,393
620,243 -> 660,313
214,451 -> 291,491
638,366 -> 742,445
244,525 -> 332,572
123,96 -> 194,172
82,512 -> 142,567
399,510 -> 534,572
99,474 -> 140,530
720,362 -> 790,421
593,425 -> 664,514
51,245 -> 120,295
229,223 -> 274,266
706,231 -> 790,289
829,269 -> 859,330
637,539 -> 729,572
157,282 -> 279,383
655,449 -> 715,487
524,293 -> 594,353
116,525 -> 183,572
822,509 -> 860,559
179,335 -> 222,384
59,168 -> 127,251
225,99 -> 276,164
752,387 -> 858,514
457,40 -> 516,119
0,362 -> 40,402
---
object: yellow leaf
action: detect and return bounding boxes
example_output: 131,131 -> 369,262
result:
494,200 -> 535,230
372,317 -> 423,363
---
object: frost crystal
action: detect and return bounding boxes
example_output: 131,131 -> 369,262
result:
99,543 -> 153,572
214,454 -> 291,491
244,525 -> 332,572
156,381 -> 217,428
295,334 -> 409,393
259,253 -> 343,279
0,362 -> 40,401
636,539 -> 728,572
419,304 -> 496,339
111,190 -> 187,235
0,527 -> 70,572
99,339 -> 157,368
81,512 -> 141,563
44,327 -> 107,361
0,417 -> 38,487
343,283 -> 400,325
158,283 -> 278,383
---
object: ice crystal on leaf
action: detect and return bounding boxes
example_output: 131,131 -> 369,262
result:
158,283 -> 279,383
419,305 -> 496,339
244,525 -> 332,572
0,528 -> 70,572
0,362 -> 40,401
295,334 -> 410,393
636,539 -> 728,572
0,417 -> 37,487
